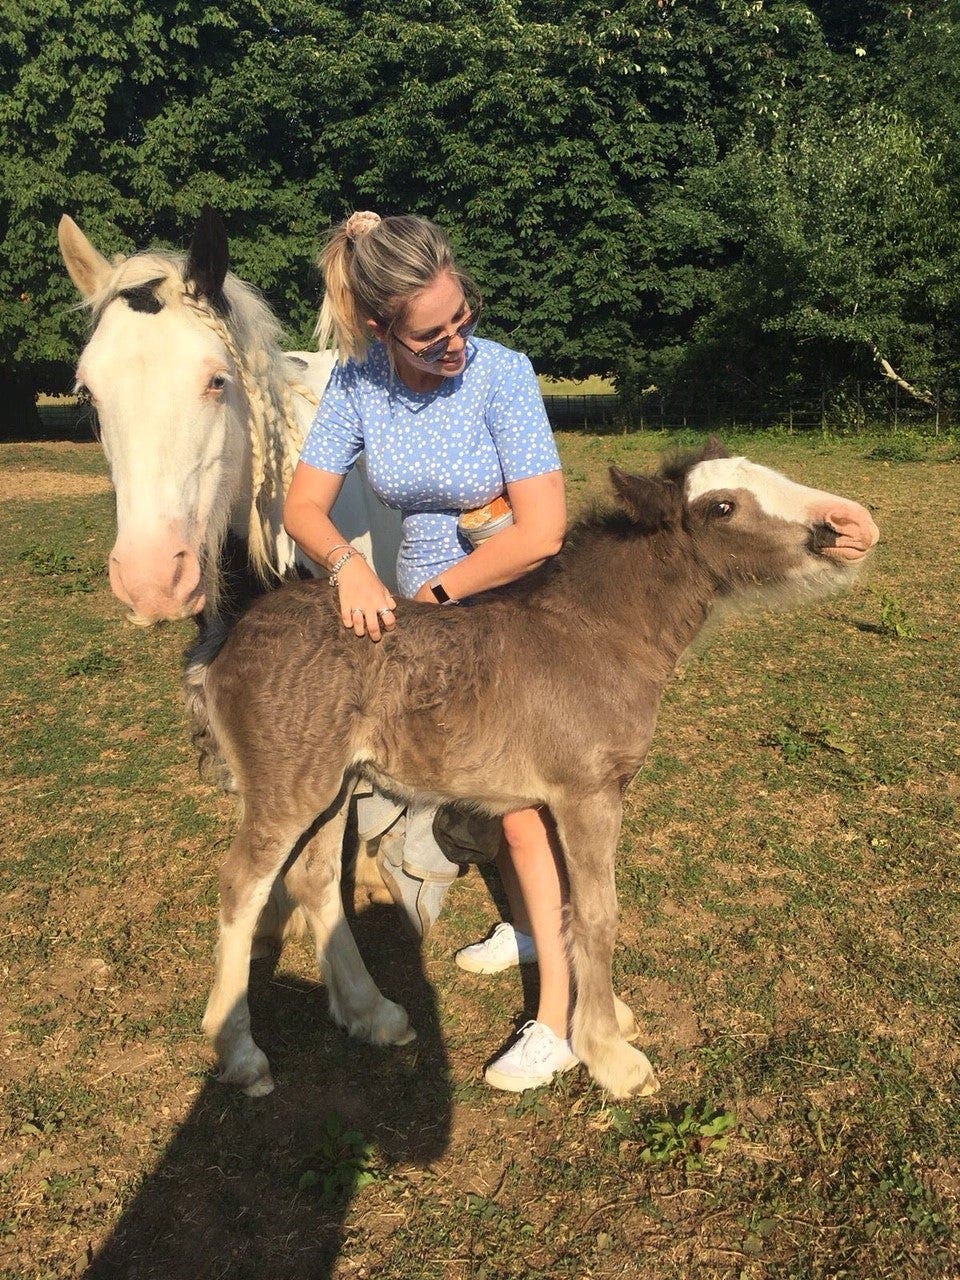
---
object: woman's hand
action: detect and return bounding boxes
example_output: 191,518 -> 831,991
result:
336,554 -> 397,642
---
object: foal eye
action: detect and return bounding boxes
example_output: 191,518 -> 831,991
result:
711,500 -> 735,519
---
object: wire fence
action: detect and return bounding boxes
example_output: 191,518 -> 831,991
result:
27,392 -> 953,444
542,388 -> 950,435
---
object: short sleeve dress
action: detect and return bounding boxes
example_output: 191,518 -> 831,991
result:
299,336 -> 562,596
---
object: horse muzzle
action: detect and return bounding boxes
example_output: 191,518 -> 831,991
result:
108,537 -> 206,623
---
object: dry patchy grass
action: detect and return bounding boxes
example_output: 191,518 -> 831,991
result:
1,433 -> 958,1280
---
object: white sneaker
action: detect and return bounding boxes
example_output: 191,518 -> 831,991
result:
455,922 -> 537,975
483,1020 -> 579,1092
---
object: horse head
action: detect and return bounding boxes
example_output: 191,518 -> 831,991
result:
59,209 -> 295,624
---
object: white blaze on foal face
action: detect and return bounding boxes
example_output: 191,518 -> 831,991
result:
77,288 -> 241,623
686,458 -> 879,565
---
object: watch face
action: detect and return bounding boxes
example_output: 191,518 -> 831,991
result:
431,581 -> 450,603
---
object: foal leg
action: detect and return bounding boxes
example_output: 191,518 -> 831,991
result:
552,793 -> 659,1099
251,877 -> 306,959
202,810 -> 304,1097
286,795 -> 415,1048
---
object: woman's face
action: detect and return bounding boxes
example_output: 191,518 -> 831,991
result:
384,272 -> 473,381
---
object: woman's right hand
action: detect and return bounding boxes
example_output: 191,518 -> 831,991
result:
336,553 -> 397,642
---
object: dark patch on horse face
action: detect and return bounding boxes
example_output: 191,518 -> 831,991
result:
118,278 -> 165,314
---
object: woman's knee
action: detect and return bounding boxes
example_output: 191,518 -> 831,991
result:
502,807 -> 550,854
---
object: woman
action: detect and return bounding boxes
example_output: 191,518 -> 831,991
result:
284,210 -> 574,1091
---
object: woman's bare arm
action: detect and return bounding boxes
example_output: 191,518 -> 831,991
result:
412,469 -> 566,603
284,461 -> 397,640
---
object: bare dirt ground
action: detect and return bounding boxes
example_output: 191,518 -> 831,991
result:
0,469 -> 111,501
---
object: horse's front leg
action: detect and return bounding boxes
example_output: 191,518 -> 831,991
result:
285,793 -> 415,1048
551,791 -> 659,1099
202,810 -> 303,1096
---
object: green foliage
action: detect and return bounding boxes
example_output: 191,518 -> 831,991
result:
631,1101 -> 738,1171
2,0 -> 959,417
295,1114 -> 381,1208
18,543 -> 94,592
768,721 -> 858,763
620,103 -> 960,418
874,590 -> 917,640
868,430 -> 928,462
64,646 -> 121,677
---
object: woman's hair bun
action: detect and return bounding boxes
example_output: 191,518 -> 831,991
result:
345,211 -> 382,242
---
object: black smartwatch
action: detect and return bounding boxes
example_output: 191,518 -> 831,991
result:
430,579 -> 451,604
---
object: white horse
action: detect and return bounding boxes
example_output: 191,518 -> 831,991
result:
58,208 -> 401,625
58,209 -> 405,932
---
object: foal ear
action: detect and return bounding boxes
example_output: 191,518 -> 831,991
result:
609,466 -> 680,532
184,207 -> 230,315
699,436 -> 729,462
58,215 -> 113,299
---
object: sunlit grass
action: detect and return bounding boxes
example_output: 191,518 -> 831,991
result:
1,434 -> 957,1279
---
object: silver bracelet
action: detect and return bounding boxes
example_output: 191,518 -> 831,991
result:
328,547 -> 363,588
325,542 -> 354,566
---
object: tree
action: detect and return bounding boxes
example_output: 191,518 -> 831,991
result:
1,0 -> 956,430
636,103 -> 960,415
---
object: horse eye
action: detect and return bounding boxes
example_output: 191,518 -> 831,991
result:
209,374 -> 227,392
712,500 -> 735,519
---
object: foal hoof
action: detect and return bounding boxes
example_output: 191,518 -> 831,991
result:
333,996 -> 416,1047
585,1039 -> 660,1100
216,1044 -> 275,1097
366,998 -> 417,1047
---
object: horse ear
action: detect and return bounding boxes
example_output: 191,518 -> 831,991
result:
58,215 -> 113,299
699,436 -> 729,462
184,207 -> 230,315
609,466 -> 680,532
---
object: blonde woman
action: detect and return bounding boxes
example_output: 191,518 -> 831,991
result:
284,211 -> 574,1091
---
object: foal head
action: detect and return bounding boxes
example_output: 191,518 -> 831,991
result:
611,438 -> 879,604
59,211 -> 290,623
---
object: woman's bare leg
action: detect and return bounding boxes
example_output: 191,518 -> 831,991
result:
501,807 -> 570,1039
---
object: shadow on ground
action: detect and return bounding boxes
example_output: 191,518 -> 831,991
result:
85,903 -> 452,1280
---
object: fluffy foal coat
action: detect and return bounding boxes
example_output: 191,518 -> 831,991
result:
187,443 -> 878,1098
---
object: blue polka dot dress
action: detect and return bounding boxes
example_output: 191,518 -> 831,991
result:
299,337 -> 562,597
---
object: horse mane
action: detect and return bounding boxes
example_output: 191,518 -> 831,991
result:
83,251 -> 312,598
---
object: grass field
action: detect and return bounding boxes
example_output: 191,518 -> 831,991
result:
1,430 -> 958,1279
537,375 -> 615,396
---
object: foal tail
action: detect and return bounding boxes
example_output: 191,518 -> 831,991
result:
183,623 -> 235,791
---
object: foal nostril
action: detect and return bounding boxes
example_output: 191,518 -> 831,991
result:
810,523 -> 840,552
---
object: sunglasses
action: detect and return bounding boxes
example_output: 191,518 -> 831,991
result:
393,304 -> 482,365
